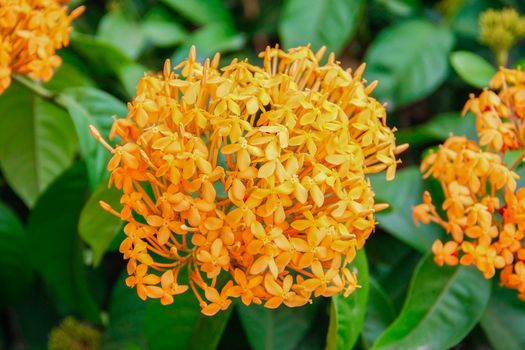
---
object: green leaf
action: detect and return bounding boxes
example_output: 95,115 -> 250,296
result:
365,20 -> 454,108
372,0 -> 422,18
516,58 -> 525,69
370,167 -> 443,252
27,163 -> 101,324
396,112 -> 477,147
238,301 -> 318,350
59,87 -> 127,190
279,0 -> 365,54
143,6 -> 188,48
79,183 -> 123,266
172,23 -> 246,64
362,278 -> 396,347
372,254 -> 491,350
70,33 -> 147,97
450,51 -> 496,89
326,250 -> 369,350
0,201 -> 33,303
144,269 -> 232,350
0,83 -> 77,207
45,64 -> 95,93
103,272 -> 148,350
160,0 -> 234,26
97,10 -> 146,59
480,285 -> 525,350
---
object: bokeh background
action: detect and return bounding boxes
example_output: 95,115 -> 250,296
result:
1,0 -> 525,349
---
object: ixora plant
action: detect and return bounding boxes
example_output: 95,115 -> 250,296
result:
91,45 -> 406,315
414,67 -> 525,299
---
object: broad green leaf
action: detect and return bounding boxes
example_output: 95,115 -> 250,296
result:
396,112 -> 477,147
144,269 -> 232,350
103,272 -> 148,350
160,0 -> 234,26
365,20 -> 454,109
70,33 -> 147,97
480,285 -> 525,350
362,279 -> 396,347
372,0 -> 422,18
27,163 -> 101,324
97,10 -> 146,59
0,83 -> 77,207
450,51 -> 496,89
59,87 -> 127,190
279,0 -> 365,54
326,250 -> 369,350
0,201 -> 33,303
79,184 -> 123,266
172,23 -> 246,64
372,254 -> 491,350
238,301 -> 318,350
45,64 -> 95,93
376,250 -> 421,312
370,167 -> 443,252
143,6 -> 188,48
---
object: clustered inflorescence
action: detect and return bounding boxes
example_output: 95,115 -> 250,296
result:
0,0 -> 84,94
414,68 -> 525,299
94,46 -> 404,315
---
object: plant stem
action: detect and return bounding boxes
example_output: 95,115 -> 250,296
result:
12,74 -> 55,100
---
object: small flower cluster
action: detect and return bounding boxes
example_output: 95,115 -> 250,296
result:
0,0 -> 84,94
94,46 -> 404,315
414,68 -> 525,299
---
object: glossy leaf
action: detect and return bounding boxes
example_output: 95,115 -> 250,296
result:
365,20 -> 454,108
70,33 -> 147,97
172,23 -> 246,64
160,0 -> 234,26
450,51 -> 496,89
279,0 -> 365,54
59,87 -> 127,190
98,10 -> 146,59
103,272 -> 148,350
326,250 -> 369,350
0,201 -> 33,303
480,285 -> 525,350
79,183 -> 123,266
143,6 -> 188,47
362,278 -> 396,347
396,112 -> 477,147
370,167 -> 443,252
0,83 -> 77,207
144,269 -> 232,350
27,163 -> 101,324
372,254 -> 491,350
238,301 -> 318,350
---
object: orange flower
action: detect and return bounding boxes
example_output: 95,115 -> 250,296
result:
432,240 -> 459,266
0,0 -> 84,93
94,45 -> 403,315
415,68 -> 525,300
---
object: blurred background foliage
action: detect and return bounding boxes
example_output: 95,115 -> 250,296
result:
1,0 -> 525,349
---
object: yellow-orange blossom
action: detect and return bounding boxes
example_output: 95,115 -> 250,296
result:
0,0 -> 84,94
94,46 -> 405,315
414,68 -> 525,300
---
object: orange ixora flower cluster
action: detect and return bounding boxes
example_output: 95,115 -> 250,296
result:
0,0 -> 84,94
414,68 -> 525,299
93,46 -> 405,315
